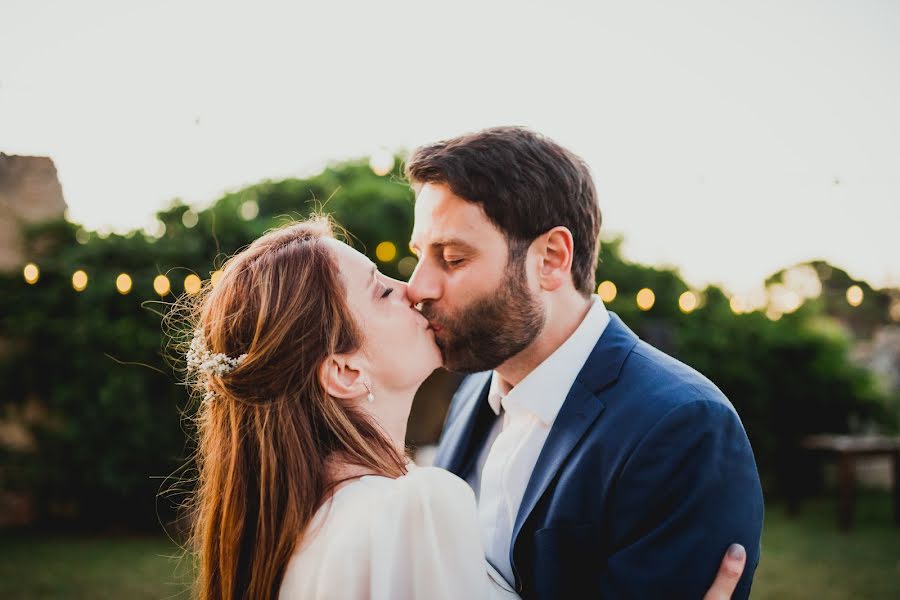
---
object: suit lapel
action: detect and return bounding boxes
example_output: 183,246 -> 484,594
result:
433,371 -> 495,477
511,313 -> 639,552
511,380 -> 604,550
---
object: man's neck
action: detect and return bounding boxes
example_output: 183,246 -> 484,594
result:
495,291 -> 593,391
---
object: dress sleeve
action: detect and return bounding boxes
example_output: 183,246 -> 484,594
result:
367,467 -> 500,600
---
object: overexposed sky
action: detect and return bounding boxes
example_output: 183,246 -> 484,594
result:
2,0 -> 898,292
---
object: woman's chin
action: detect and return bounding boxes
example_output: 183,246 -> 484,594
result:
421,347 -> 444,378
404,329 -> 443,378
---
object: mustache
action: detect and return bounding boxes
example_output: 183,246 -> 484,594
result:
417,302 -> 442,324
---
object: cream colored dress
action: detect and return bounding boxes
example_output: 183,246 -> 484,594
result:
278,465 -> 519,599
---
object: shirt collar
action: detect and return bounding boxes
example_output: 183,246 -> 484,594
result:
486,295 -> 610,425
486,374 -> 506,416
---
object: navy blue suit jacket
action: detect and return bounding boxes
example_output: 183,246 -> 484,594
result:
433,312 -> 764,599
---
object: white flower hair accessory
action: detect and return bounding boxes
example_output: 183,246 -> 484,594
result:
186,329 -> 248,401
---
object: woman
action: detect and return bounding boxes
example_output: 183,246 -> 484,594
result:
180,217 -> 746,599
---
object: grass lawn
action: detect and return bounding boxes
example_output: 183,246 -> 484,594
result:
0,534 -> 193,600
1,493 -> 898,599
753,492 -> 900,599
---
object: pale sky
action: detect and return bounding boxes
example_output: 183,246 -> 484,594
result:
2,0 -> 898,293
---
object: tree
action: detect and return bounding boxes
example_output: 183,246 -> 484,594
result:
0,156 -> 893,527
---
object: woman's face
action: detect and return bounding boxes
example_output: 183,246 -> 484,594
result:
326,238 -> 442,394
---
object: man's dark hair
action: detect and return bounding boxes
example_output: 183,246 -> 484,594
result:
405,126 -> 601,296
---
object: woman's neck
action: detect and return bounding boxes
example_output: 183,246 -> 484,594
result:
326,386 -> 416,487
367,386 -> 416,454
326,460 -> 378,488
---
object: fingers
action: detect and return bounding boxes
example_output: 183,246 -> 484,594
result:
702,544 -> 747,600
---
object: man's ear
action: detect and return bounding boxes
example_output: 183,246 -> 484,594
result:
535,226 -> 574,292
318,353 -> 369,401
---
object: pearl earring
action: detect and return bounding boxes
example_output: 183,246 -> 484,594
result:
364,382 -> 375,403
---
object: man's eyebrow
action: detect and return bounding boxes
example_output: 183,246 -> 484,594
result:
413,238 -> 477,252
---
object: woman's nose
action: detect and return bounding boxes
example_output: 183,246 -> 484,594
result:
390,278 -> 412,305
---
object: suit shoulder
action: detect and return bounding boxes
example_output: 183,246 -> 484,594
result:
444,371 -> 491,424
455,371 -> 492,398
613,340 -> 738,420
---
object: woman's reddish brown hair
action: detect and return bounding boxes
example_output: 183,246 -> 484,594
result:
179,217 -> 407,599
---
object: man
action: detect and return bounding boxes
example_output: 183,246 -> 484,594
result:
405,127 -> 764,599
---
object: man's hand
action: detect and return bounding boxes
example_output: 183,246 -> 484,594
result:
703,544 -> 747,600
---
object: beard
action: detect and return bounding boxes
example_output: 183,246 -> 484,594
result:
419,258 -> 545,373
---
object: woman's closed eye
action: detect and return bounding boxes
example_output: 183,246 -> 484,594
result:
380,286 -> 394,298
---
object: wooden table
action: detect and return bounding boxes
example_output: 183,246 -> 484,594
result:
800,434 -> 900,531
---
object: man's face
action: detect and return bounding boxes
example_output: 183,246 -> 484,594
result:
407,183 -> 544,373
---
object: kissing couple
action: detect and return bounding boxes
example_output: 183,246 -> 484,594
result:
180,127 -> 764,599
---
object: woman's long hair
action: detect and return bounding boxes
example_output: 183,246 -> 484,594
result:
177,217 -> 407,600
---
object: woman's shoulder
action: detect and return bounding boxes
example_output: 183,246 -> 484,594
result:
360,465 -> 475,511
281,466 -> 516,599
292,466 -> 478,562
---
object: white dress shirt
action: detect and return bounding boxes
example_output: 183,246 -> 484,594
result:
468,295 -> 610,587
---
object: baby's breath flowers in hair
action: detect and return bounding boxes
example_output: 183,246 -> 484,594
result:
186,329 -> 247,401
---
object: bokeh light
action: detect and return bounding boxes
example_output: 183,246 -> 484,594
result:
23,263 -> 39,285
636,288 -> 655,311
210,270 -> 223,288
597,280 -> 617,303
398,256 -> 418,279
784,265 -> 822,300
679,291 -> 698,314
184,274 -> 202,295
846,285 -> 863,307
744,287 -> 769,312
730,296 -> 746,315
181,209 -> 199,228
769,283 -> 802,314
369,149 -> 395,176
116,273 -> 132,295
153,275 -> 171,296
239,200 -> 259,221
72,270 -> 88,292
766,306 -> 783,321
148,220 -> 166,239
75,228 -> 90,244
782,292 -> 802,313
376,241 -> 397,262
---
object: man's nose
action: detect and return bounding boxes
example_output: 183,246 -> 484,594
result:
406,260 -> 441,306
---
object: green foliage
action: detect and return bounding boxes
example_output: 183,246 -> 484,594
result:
674,307 -> 890,495
596,244 -> 893,497
0,155 -> 893,527
769,260 -> 894,339
0,158 -> 414,528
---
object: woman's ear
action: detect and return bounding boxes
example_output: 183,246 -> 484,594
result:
318,353 -> 369,401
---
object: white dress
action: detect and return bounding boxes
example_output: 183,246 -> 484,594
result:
278,465 -> 519,599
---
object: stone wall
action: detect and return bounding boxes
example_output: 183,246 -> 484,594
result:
0,153 -> 66,526
0,153 -> 67,272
